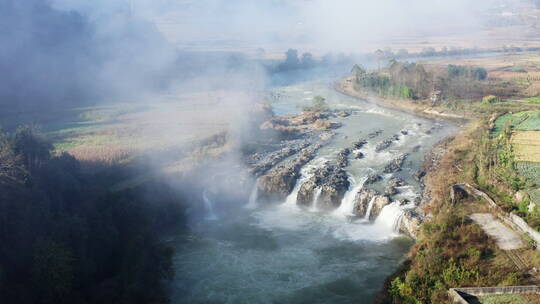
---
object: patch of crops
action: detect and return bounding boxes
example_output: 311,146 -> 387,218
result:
492,111 -> 540,136
524,97 -> 540,103
529,188 -> 540,205
492,113 -> 514,136
516,114 -> 540,131
515,161 -> 540,182
511,131 -> 540,162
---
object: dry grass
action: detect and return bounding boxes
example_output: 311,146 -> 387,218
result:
511,131 -> 540,162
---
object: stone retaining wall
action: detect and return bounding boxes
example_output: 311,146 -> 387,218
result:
449,286 -> 540,303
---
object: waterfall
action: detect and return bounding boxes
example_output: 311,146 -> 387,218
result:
284,157 -> 327,207
334,176 -> 366,216
374,202 -> 404,233
202,190 -> 218,220
246,181 -> 259,209
284,179 -> 303,207
310,187 -> 322,212
364,196 -> 376,220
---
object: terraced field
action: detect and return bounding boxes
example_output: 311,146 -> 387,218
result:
492,110 -> 540,136
511,131 -> 540,163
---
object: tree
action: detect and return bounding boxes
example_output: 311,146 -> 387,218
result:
397,49 -> 409,58
301,52 -> 315,68
32,240 -> 74,303
375,49 -> 385,71
12,126 -> 52,172
284,49 -> 300,69
351,64 -> 366,82
304,96 -> 329,112
0,130 -> 25,184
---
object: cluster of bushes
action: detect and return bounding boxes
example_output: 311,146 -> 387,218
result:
0,126 -> 186,304
448,65 -> 487,81
302,96 -> 329,112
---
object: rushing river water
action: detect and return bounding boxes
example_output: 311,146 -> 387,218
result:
171,78 -> 456,304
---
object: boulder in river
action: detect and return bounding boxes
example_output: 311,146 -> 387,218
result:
365,174 -> 382,185
384,178 -> 407,196
383,154 -> 409,173
258,144 -> 322,202
399,210 -> 423,239
296,162 -> 350,210
368,195 -> 391,221
352,189 -> 378,217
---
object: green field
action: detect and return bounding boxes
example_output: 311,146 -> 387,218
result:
516,162 -> 540,183
524,97 -> 540,103
492,110 -> 540,136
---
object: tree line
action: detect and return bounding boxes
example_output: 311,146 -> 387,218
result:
0,126 -> 186,304
352,60 -> 489,101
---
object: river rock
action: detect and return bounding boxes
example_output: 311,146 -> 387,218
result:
337,111 -> 351,117
297,180 -> 318,207
384,178 -> 407,196
368,130 -> 383,139
353,189 -> 378,217
383,154 -> 409,173
318,168 -> 350,210
368,195 -> 391,221
258,144 -> 322,202
365,174 -> 382,185
399,210 -> 423,239
353,139 -> 367,149
336,148 -> 351,168
354,152 -> 365,159
375,139 -> 393,152
248,141 -> 310,176
296,162 -> 350,210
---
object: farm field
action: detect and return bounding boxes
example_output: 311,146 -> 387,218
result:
511,131 -> 540,162
0,91 -> 236,165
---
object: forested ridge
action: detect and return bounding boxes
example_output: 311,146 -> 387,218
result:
0,126 -> 186,304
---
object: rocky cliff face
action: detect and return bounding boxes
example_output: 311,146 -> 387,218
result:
296,161 -> 350,210
258,143 -> 323,202
352,188 -> 390,219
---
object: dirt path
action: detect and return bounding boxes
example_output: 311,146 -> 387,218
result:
470,213 -> 525,251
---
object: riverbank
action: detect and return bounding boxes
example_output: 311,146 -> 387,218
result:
335,77 -> 469,124
336,76 -> 540,303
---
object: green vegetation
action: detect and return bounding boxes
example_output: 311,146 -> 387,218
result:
448,65 -> 488,80
491,111 -> 540,136
0,126 -> 186,304
352,61 -> 491,102
477,294 -> 537,304
303,95 -> 329,112
482,95 -> 501,104
524,97 -> 540,103
515,162 -> 540,183
387,201 -> 521,303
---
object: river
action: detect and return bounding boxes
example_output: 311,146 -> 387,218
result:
171,75 -> 456,304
